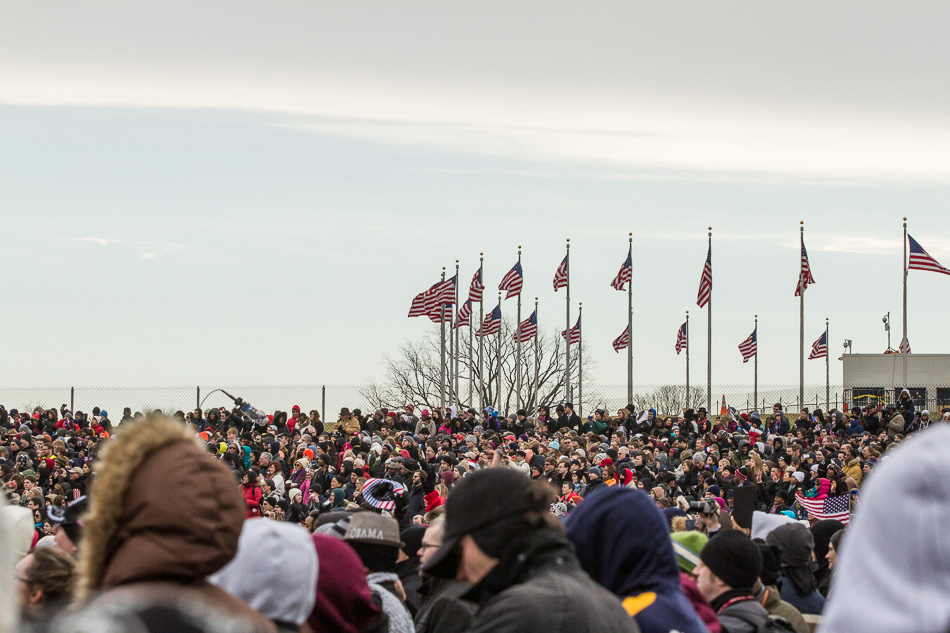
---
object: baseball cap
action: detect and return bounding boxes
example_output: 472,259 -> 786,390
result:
48,495 -> 89,544
343,511 -> 403,548
421,468 -> 547,579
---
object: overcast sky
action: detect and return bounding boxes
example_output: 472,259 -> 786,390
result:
3,1 -> 949,395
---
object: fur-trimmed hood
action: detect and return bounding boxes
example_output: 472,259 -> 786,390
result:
76,416 -> 246,600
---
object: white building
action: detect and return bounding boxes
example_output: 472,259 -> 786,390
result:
842,353 -> 950,412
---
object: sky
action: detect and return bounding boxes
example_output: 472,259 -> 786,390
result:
3,1 -> 950,390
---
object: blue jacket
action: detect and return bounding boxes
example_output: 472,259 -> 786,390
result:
565,487 -> 708,633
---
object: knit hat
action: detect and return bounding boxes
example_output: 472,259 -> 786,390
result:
707,485 -> 721,497
698,530 -> 762,590
670,531 -> 708,573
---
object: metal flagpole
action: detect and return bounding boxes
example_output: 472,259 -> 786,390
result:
903,217 -> 908,388
534,297 -> 540,410
516,246 -> 522,409
754,315 -> 758,410
440,267 -> 446,409
578,302 -> 583,415
469,296 -> 474,408
799,221 -> 805,409
496,290 -> 502,411
825,317 -> 830,412
478,253 -> 484,411
627,232 -> 633,405
454,260 -> 460,406
707,227 -> 712,414
565,238 -> 571,405
685,311 -> 690,408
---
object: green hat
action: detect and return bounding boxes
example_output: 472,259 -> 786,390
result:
671,530 -> 708,573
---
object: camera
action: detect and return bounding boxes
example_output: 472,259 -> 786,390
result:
688,498 -> 719,515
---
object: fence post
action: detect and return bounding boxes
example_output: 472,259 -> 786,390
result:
70,387 -> 74,412
321,385 -> 326,424
196,386 -> 201,411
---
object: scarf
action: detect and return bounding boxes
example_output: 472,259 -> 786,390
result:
366,572 -> 414,633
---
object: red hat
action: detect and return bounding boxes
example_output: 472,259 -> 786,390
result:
399,449 -> 411,459
406,404 -> 415,412
292,405 -> 301,412
303,449 -> 315,459
600,458 -> 614,466
386,411 -> 398,418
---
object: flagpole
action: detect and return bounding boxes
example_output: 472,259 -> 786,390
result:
578,302 -> 583,415
627,232 -> 633,405
496,290 -> 502,410
451,260 -> 459,407
452,259 -> 462,406
469,297 -> 474,408
903,217 -> 908,388
516,246 -> 522,410
685,310 -> 690,408
754,315 -> 758,411
478,254 -> 485,411
564,238 -> 571,405
825,317 -> 830,412
707,227 -> 712,414
799,221 -> 805,410
440,266 -> 447,409
534,297 -> 540,410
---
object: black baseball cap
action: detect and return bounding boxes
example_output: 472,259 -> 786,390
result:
421,468 -> 545,579
48,495 -> 89,544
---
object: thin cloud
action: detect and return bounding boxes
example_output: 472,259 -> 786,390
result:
58,236 -> 186,259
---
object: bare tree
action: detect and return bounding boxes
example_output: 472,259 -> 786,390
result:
362,318 -> 595,414
631,385 -> 707,416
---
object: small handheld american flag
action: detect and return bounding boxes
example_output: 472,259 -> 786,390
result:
795,492 -> 851,525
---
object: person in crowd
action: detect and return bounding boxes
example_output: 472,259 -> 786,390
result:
15,546 -> 76,619
565,486 -> 709,633
693,530 -> 773,633
420,467 -> 639,633
765,523 -> 825,615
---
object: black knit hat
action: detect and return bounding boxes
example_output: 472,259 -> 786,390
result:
699,530 -> 762,590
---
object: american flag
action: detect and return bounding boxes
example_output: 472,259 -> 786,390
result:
561,318 -> 581,345
899,336 -> 911,354
476,305 -> 501,337
553,255 -> 568,291
795,237 -> 816,297
468,266 -> 486,302
517,310 -> 538,343
697,246 -> 712,308
738,328 -> 757,363
455,300 -> 473,328
795,492 -> 851,525
408,277 -> 456,318
612,326 -> 629,353
907,234 -> 950,275
675,322 -> 687,355
499,261 -> 524,299
808,331 -> 827,360
610,247 -> 632,291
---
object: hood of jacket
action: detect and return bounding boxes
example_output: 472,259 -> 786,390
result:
77,416 -> 246,599
565,486 -> 708,633
822,425 -> 950,633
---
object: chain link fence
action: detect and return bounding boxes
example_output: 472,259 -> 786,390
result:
0,383 -> 852,419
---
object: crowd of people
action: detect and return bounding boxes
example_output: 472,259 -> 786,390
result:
1,387 -> 949,633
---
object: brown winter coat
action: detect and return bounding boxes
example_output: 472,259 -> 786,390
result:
338,413 -> 361,437
76,416 -> 275,633
842,458 -> 863,486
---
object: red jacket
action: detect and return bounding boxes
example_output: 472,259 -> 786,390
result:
242,483 -> 263,518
